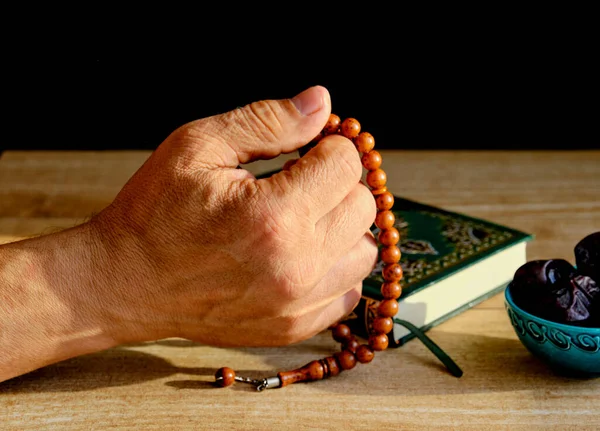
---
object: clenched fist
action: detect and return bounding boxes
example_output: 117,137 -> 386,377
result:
0,85 -> 378,382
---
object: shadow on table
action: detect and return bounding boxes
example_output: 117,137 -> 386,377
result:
313,331 -> 600,397
1,333 -> 597,396
0,347 -> 209,394
0,337 -> 337,394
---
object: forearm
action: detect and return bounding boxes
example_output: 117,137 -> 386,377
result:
0,222 -> 118,382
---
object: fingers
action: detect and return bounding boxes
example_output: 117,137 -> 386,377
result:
254,282 -> 364,347
290,233 -> 376,340
310,285 -> 363,336
219,284 -> 363,347
317,232 -> 378,302
265,134 -> 364,221
314,181 -> 377,269
288,232 -> 377,316
200,233 -> 377,347
294,283 -> 364,343
178,85 -> 331,169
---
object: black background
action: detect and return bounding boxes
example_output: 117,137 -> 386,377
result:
2,20 -> 596,152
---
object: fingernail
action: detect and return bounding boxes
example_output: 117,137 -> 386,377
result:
292,86 -> 325,116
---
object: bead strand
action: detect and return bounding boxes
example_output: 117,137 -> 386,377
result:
215,113 -> 403,390
321,114 -> 402,369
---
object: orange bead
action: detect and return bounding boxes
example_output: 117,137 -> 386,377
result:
372,317 -> 393,334
355,344 -> 375,363
371,186 -> 388,196
378,227 -> 400,246
340,118 -> 361,139
342,338 -> 360,353
368,333 -> 389,351
335,350 -> 357,370
331,324 -> 353,343
366,169 -> 387,189
375,210 -> 395,229
382,263 -> 403,282
361,150 -> 382,170
378,299 -> 399,318
375,192 -> 394,211
323,114 -> 341,134
380,245 -> 401,263
381,281 -> 402,299
215,367 -> 236,387
355,132 -> 375,153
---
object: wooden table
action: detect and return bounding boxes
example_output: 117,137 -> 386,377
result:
1,150 -> 599,430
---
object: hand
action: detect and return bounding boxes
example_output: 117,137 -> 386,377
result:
91,85 -> 378,347
0,85 -> 378,382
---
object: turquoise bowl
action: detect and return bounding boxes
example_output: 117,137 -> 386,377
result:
505,284 -> 600,377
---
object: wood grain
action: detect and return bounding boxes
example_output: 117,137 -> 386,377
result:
1,150 -> 599,430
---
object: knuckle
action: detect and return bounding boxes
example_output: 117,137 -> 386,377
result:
328,184 -> 376,235
236,99 -> 286,144
250,185 -> 291,239
162,119 -> 237,169
165,120 -> 211,156
254,211 -> 298,262
338,235 -> 379,285
250,184 -> 319,300
273,261 -> 315,302
318,135 -> 363,183
358,183 -> 377,226
251,230 -> 315,302
361,235 -> 379,277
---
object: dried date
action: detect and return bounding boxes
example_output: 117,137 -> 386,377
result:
574,231 -> 600,284
510,231 -> 600,327
511,259 -> 577,322
563,275 -> 598,324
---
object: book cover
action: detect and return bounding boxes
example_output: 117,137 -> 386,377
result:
343,195 -> 533,347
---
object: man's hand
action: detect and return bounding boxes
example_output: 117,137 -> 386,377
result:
94,85 -> 377,346
0,86 -> 378,382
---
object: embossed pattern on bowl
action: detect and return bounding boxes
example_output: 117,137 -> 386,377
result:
505,284 -> 600,377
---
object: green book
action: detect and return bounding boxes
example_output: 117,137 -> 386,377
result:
343,195 -> 533,347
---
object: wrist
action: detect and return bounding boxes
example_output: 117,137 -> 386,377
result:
0,222 -> 120,380
86,209 -> 175,344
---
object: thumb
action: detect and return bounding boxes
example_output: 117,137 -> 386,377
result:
177,85 -> 331,169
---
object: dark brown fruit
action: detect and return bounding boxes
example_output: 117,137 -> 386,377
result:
574,231 -> 600,284
563,275 -> 598,325
511,259 -> 577,321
